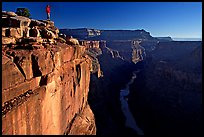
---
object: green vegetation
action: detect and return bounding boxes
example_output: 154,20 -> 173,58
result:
16,8 -> 31,18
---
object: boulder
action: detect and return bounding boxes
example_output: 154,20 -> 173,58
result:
7,27 -> 23,38
68,105 -> 96,135
2,28 -> 8,37
2,11 -> 17,17
2,37 -> 16,45
66,37 -> 79,45
9,16 -> 31,27
6,11 -> 17,17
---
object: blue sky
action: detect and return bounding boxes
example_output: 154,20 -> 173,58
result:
2,2 -> 202,38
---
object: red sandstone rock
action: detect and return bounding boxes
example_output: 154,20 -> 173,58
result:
2,77 -> 41,104
22,37 -> 43,44
2,28 -> 8,37
66,36 -> 79,45
2,55 -> 11,65
2,11 -> 96,135
2,58 -> 25,90
62,46 -> 75,62
30,19 -> 46,27
22,26 -> 30,37
9,16 -> 31,27
68,105 -> 96,135
2,11 -> 17,17
12,50 -> 33,79
31,50 -> 54,76
56,37 -> 66,43
2,47 -> 95,134
2,37 -> 16,45
39,20 -> 55,27
41,28 -> 56,39
9,27 -> 23,38
29,27 -> 40,37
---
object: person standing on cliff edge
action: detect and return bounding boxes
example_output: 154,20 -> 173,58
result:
46,5 -> 50,20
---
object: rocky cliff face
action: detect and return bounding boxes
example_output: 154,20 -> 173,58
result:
2,11 -> 96,135
106,40 -> 145,63
87,38 -> 202,136
128,41 -> 202,136
87,40 -> 144,135
60,26 -> 202,136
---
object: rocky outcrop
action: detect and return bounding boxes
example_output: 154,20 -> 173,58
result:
66,36 -> 79,45
2,11 -> 59,46
80,40 -> 100,49
2,11 -> 96,135
65,104 -> 96,135
106,40 -> 145,63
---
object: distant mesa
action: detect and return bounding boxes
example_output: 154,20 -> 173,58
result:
155,36 -> 173,42
59,28 -> 162,41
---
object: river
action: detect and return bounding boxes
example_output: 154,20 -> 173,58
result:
120,70 -> 144,135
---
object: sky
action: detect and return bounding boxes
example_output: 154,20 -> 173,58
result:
2,2 -> 202,39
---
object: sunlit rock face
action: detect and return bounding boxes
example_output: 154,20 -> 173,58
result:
2,11 -> 96,135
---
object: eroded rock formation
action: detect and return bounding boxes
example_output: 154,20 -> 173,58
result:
128,41 -> 202,136
2,11 -> 96,135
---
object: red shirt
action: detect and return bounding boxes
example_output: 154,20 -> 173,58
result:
46,6 -> 50,13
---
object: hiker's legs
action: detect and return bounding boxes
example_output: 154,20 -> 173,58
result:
47,13 -> 50,20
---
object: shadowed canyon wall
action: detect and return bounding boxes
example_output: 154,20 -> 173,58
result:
128,41 -> 202,136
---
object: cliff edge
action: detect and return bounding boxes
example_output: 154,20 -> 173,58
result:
2,11 -> 96,135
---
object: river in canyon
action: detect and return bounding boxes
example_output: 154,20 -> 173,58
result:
120,70 -> 144,136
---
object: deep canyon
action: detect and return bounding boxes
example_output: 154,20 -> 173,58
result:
2,12 -> 202,136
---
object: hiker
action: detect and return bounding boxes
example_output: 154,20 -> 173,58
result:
46,5 -> 50,20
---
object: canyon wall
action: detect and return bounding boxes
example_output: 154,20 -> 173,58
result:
52,20 -> 201,136
87,40 -> 144,135
128,41 -> 202,136
2,11 -> 96,135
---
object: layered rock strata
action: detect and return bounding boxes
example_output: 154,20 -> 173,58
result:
2,11 -> 96,135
